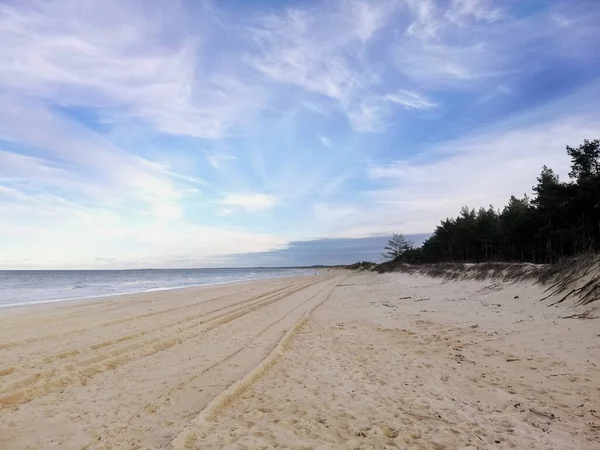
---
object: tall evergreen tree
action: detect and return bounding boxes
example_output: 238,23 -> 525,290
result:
390,139 -> 600,264
381,234 -> 413,261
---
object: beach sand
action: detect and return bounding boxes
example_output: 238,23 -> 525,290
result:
1,271 -> 599,449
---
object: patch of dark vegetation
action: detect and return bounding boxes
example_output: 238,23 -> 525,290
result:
379,139 -> 600,266
346,261 -> 377,271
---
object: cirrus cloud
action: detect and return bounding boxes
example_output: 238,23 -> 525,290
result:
0,0 -> 599,268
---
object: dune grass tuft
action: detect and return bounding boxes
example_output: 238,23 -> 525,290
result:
364,253 -> 600,307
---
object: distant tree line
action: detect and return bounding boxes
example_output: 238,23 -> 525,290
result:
396,139 -> 600,264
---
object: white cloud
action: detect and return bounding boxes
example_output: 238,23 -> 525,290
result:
0,0 -> 598,269
350,0 -> 389,41
385,90 -> 438,110
247,1 -> 401,132
446,0 -> 504,24
396,0 -> 513,88
0,96 -> 193,220
203,149 -> 237,170
394,39 -> 504,88
0,190 -> 286,268
346,101 -> 389,133
248,8 -> 365,102
334,114 -> 600,237
392,0 -> 596,89
0,0 -> 262,139
219,193 -> 277,213
246,0 -> 558,129
404,0 -> 440,38
0,151 -> 73,186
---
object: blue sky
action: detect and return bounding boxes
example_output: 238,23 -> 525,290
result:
1,0 -> 599,268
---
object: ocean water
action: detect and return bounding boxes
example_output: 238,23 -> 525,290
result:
0,268 -> 318,308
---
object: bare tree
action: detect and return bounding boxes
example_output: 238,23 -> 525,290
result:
382,233 -> 413,261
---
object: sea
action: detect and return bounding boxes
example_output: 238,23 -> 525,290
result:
0,268 -> 318,308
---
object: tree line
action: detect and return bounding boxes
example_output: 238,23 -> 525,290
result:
393,139 -> 600,264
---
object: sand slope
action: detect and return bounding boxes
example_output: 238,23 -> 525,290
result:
2,270 -> 599,449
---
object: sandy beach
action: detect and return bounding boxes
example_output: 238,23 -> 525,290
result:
1,270 -> 599,449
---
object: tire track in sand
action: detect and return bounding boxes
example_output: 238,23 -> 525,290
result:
0,283 -> 284,350
85,276 -> 343,449
0,283 -> 296,387
0,281 -> 311,380
169,277 -> 342,450
0,276 -> 329,408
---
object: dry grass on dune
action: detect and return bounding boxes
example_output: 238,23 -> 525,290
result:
370,253 -> 600,308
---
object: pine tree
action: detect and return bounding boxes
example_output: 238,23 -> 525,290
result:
381,234 -> 413,261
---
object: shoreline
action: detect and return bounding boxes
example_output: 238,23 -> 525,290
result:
0,270 -> 320,311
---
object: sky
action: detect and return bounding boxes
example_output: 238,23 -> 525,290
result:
1,0 -> 599,269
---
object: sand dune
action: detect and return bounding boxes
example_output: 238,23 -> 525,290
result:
1,270 -> 599,449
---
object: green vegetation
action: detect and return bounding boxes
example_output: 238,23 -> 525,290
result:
397,139 -> 600,264
381,233 -> 414,261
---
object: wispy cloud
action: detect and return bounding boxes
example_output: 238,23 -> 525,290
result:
446,0 -> 504,25
341,112 -> 600,237
203,149 -> 238,170
393,0 -> 599,89
346,101 -> 389,133
385,90 -> 438,110
246,1 -> 403,132
0,0 -> 262,139
0,0 -> 599,268
248,6 -> 374,102
0,95 -> 193,220
0,196 -> 286,268
219,193 -> 277,213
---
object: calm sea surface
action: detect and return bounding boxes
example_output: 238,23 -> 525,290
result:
0,268 -> 317,308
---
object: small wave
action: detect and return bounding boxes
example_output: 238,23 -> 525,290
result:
0,268 -> 315,309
